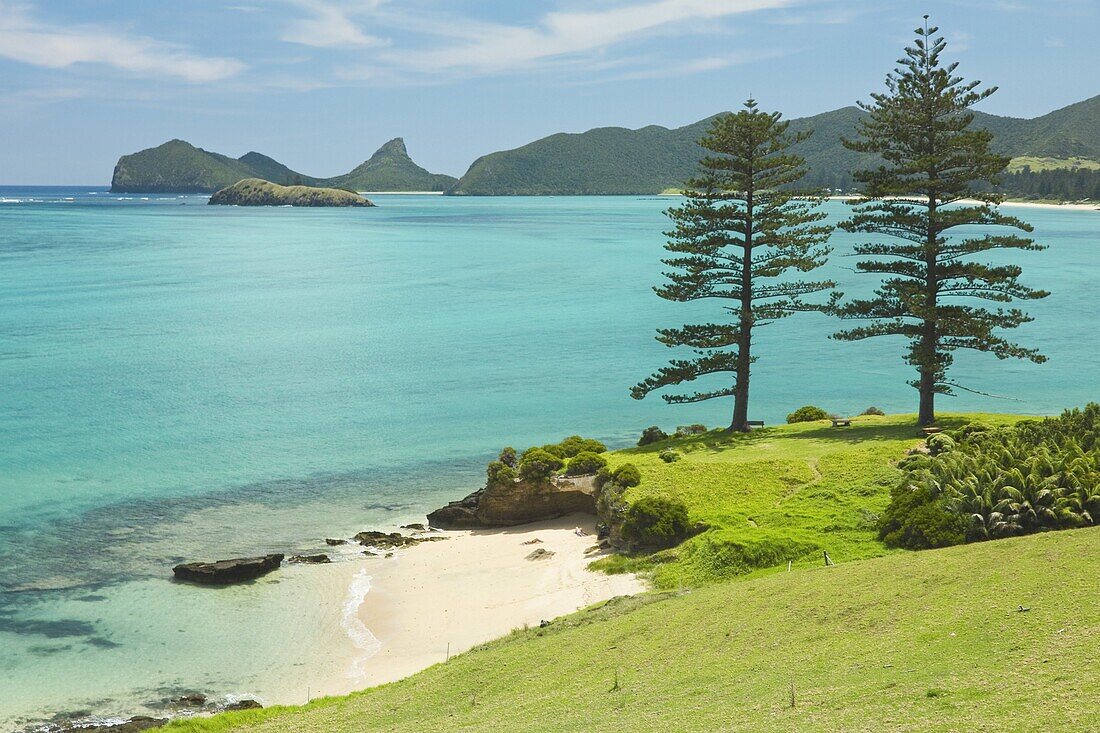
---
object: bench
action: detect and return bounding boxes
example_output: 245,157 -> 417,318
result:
746,420 -> 765,428
921,426 -> 943,436
831,417 -> 852,427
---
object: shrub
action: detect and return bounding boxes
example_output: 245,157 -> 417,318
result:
637,425 -> 669,446
862,406 -> 886,416
786,405 -> 829,424
951,422 -> 993,441
518,448 -> 564,482
565,451 -> 608,476
659,449 -> 680,463
926,433 -> 956,456
498,446 -> 517,467
674,424 -> 707,437
621,496 -> 691,549
543,435 -> 607,458
878,486 -> 967,550
486,460 -> 516,487
612,463 -> 642,488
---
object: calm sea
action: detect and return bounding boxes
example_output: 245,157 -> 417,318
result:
1,188 -> 1096,727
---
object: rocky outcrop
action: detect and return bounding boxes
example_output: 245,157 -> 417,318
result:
287,554 -> 330,564
353,531 -> 444,549
172,554 -> 283,585
207,179 -> 374,207
427,475 -> 597,529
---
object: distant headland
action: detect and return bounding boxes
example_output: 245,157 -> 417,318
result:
111,137 -> 455,194
109,95 -> 1099,201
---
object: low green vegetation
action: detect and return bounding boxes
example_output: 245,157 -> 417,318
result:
786,405 -> 829,423
880,404 -> 1100,550
167,526 -> 1099,733
1006,155 -> 1100,173
593,412 -> 1023,588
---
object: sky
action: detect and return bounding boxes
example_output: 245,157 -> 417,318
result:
0,0 -> 1096,184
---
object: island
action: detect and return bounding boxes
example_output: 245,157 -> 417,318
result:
207,179 -> 374,207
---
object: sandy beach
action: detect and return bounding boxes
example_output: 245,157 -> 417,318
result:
289,514 -> 646,700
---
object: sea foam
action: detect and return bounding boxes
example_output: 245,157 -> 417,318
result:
341,569 -> 382,679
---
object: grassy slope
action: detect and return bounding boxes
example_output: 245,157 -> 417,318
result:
595,414 -> 1021,588
169,526 -> 1098,733
166,413 -> 1100,733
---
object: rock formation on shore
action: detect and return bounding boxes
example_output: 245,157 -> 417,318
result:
207,179 -> 374,207
172,554 -> 284,585
427,475 -> 597,529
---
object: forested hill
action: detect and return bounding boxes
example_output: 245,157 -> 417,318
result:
449,95 -> 1100,196
110,138 -> 456,193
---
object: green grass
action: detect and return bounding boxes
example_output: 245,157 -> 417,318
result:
1006,156 -> 1100,173
594,413 -> 1023,588
167,527 -> 1098,733
166,412 -> 1098,733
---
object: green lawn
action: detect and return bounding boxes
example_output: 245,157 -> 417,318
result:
169,526 -> 1098,733
595,413 -> 1023,588
168,413 -> 1099,733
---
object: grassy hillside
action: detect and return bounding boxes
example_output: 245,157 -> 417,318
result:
325,138 -> 457,192
168,526 -> 1097,733
162,412 -> 1100,733
450,96 -> 1100,196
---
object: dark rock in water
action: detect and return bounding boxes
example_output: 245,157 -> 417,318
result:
324,538 -> 347,546
223,699 -> 263,711
169,693 -> 207,707
427,475 -> 597,530
172,554 -> 283,585
353,531 -> 422,549
400,523 -> 427,531
288,554 -> 331,564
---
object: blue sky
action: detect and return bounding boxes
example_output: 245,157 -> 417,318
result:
1,0 -> 1096,184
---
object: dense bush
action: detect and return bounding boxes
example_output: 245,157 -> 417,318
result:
621,496 -> 691,549
659,449 -> 680,463
674,424 -> 707,437
638,425 -> 669,446
786,405 -> 829,423
518,448 -> 565,482
926,433 -> 955,456
878,485 -> 968,549
543,435 -> 607,458
565,450 -> 608,476
498,446 -> 517,467
862,406 -> 886,416
612,463 -> 642,488
951,422 -> 993,441
879,404 -> 1100,550
486,460 -> 516,487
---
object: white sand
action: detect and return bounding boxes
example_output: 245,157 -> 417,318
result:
339,514 -> 645,689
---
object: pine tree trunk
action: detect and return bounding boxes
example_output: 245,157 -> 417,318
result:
917,353 -> 936,426
919,195 -> 938,428
731,190 -> 754,432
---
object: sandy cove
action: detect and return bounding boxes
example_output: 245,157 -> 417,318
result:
340,514 -> 645,691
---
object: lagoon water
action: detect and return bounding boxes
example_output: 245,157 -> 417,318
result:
1,188 -> 1097,728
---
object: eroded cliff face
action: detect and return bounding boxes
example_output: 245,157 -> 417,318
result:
427,475 -> 597,529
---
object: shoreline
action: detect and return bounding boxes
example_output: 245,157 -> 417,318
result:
21,514 -> 643,730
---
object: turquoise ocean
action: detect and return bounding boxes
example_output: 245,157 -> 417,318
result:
1,188 -> 1096,728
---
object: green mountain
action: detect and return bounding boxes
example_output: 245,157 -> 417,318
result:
450,95 -> 1100,195
110,138 -> 454,193
325,138 -> 457,192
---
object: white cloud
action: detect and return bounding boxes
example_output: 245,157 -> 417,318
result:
384,0 -> 796,74
0,2 -> 245,83
281,0 -> 387,48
